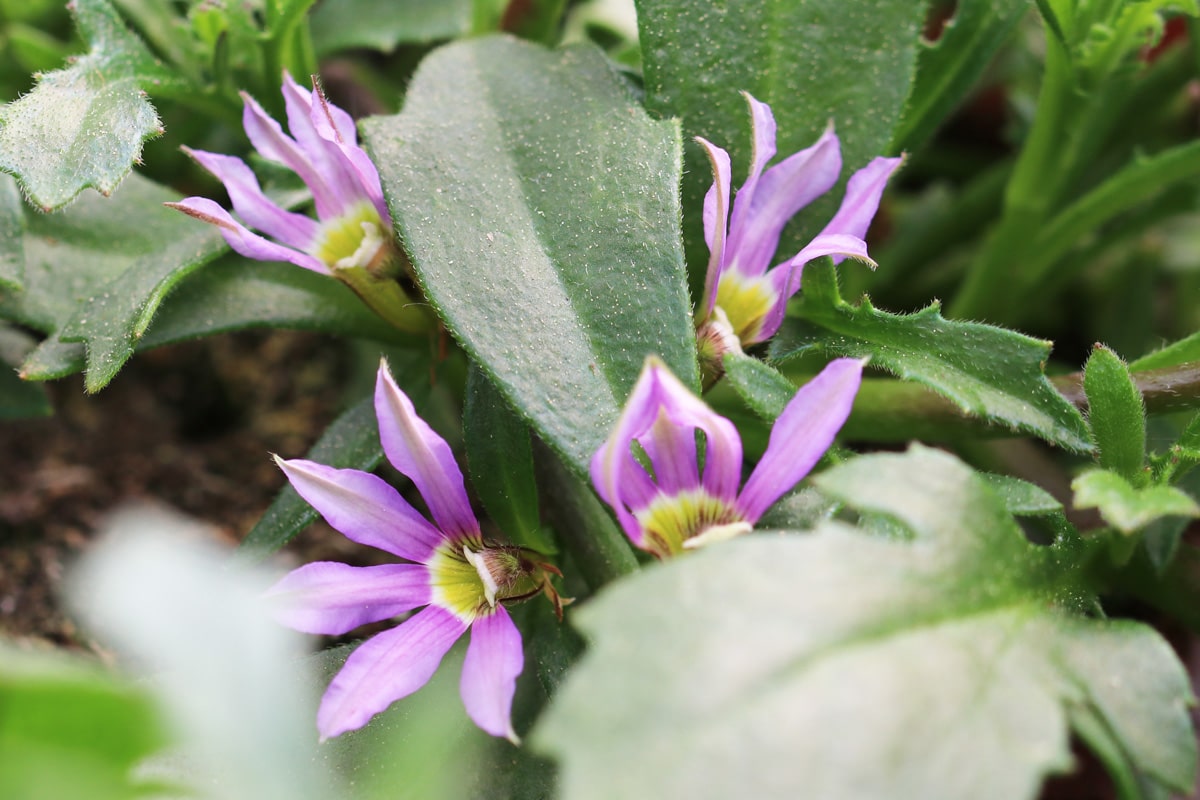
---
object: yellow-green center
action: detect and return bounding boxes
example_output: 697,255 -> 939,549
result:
714,272 -> 779,345
635,489 -> 746,558
310,202 -> 392,271
427,539 -> 557,622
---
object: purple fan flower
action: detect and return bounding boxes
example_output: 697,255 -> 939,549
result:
695,93 -> 903,353
267,362 -> 562,742
591,356 -> 863,558
166,75 -> 428,332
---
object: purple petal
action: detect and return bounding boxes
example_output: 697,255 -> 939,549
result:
240,90 -> 342,220
266,562 -> 430,635
727,124 -> 842,279
697,137 -> 732,318
737,358 -> 864,521
723,94 -> 778,267
182,147 -> 318,247
637,410 -> 700,496
460,605 -> 523,742
165,198 -> 329,274
275,456 -> 445,562
279,73 -> 369,218
375,362 -> 479,541
819,155 -> 903,262
753,233 -> 871,345
317,605 -> 467,740
307,81 -> 389,223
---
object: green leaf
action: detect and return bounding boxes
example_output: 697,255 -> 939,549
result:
0,324 -> 50,418
309,0 -> 471,55
891,0 -> 1030,153
363,37 -> 696,476
464,363 -> 554,553
0,0 -> 180,210
1084,345 -> 1147,485
1131,329 -> 1200,372
981,473 -> 1064,516
635,0 -> 924,271
535,446 -> 1196,799
773,260 -> 1092,451
0,643 -> 167,800
1073,469 -> 1200,534
0,175 -> 24,292
721,352 -> 795,420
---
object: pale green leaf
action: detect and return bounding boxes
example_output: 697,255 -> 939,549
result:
1073,469 -> 1200,534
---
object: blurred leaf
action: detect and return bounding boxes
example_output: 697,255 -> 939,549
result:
773,260 -> 1093,452
464,363 -> 554,553
363,37 -> 695,476
721,352 -> 794,421
980,473 -> 1064,516
635,0 -> 924,273
0,324 -> 49,418
1084,345 -> 1147,486
0,174 -> 23,291
1073,469 -> 1200,534
891,0 -> 1030,153
1131,330 -> 1200,372
0,0 -> 181,210
536,446 -> 1196,799
0,643 -> 167,800
310,0 -> 470,54
70,503 -> 338,800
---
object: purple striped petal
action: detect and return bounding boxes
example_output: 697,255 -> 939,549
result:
727,122 -> 842,280
275,456 -> 445,563
697,137 -> 732,318
375,362 -> 479,541
723,94 -> 777,270
638,410 -> 701,496
818,155 -> 903,263
317,605 -> 467,740
182,147 -> 318,248
460,605 -> 523,743
737,357 -> 864,521
165,198 -> 329,274
266,562 -> 430,635
240,91 -> 342,220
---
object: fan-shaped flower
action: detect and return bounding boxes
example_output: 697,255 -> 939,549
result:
591,356 -> 863,558
267,362 -> 561,742
696,94 -> 902,356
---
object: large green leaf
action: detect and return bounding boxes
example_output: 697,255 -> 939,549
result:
635,0 -> 924,272
534,446 -> 1196,799
891,0 -> 1031,153
0,0 -> 180,210
773,260 -> 1093,452
362,36 -> 695,475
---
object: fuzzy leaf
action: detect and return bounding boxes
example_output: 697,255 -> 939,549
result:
635,0 -> 924,272
0,0 -> 180,210
309,0 -> 471,55
535,446 -> 1196,799
1073,469 -> 1200,534
773,260 -> 1092,452
1084,345 -> 1147,485
363,37 -> 695,475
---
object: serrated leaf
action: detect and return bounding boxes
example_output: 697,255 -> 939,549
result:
363,37 -> 696,475
0,0 -> 180,210
464,363 -> 554,553
1084,345 -> 1147,485
1073,469 -> 1200,534
891,0 -> 1030,153
773,260 -> 1092,452
535,446 -> 1196,799
635,0 -> 924,273
309,0 -> 470,55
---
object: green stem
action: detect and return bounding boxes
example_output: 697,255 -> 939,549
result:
335,267 -> 436,335
534,441 -> 640,592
